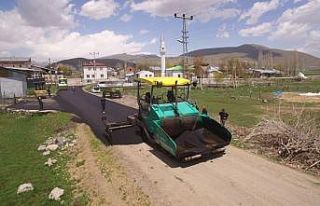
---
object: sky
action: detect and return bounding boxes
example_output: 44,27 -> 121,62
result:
0,0 -> 319,62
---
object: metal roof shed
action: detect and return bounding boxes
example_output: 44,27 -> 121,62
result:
0,66 -> 28,98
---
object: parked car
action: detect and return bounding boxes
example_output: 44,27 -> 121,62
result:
97,81 -> 108,88
58,78 -> 68,90
91,85 -> 101,93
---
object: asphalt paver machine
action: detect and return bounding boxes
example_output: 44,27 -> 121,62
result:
105,77 -> 232,161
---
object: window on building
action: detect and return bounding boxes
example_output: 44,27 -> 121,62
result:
86,74 -> 90,78
92,74 -> 95,78
145,74 -> 148,77
101,74 -> 104,78
178,74 -> 181,78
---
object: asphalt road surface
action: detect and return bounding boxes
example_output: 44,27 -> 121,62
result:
55,87 -> 141,145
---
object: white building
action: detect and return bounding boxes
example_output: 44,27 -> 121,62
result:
83,62 -> 108,82
136,70 -> 154,78
207,66 -> 222,78
166,65 -> 183,78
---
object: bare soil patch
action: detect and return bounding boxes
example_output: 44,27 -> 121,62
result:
281,92 -> 320,104
69,123 -> 150,206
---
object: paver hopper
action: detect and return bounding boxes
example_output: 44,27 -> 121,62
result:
105,77 -> 232,161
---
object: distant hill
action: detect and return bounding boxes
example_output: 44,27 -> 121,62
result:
58,44 -> 320,71
185,44 -> 320,69
99,53 -> 162,65
57,57 -> 135,71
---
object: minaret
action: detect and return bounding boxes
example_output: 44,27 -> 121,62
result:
160,34 -> 166,77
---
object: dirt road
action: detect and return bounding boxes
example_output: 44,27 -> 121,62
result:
45,88 -> 320,205
115,143 -> 320,206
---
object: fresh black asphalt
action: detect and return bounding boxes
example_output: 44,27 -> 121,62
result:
13,87 -> 142,145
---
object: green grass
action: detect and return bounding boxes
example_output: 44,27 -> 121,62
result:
27,85 -> 59,96
123,79 -> 320,128
0,112 -> 73,206
303,70 -> 320,76
189,87 -> 265,127
83,84 -> 93,93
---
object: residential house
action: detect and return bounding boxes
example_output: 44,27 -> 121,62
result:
166,65 -> 184,78
83,61 -> 108,82
149,66 -> 162,77
249,68 -> 281,78
0,57 -> 31,68
136,70 -> 154,78
207,66 -> 222,78
0,57 -> 47,89
0,66 -> 34,98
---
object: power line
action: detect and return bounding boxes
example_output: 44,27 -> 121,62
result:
174,13 -> 193,75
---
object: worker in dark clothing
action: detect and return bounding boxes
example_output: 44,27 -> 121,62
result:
167,90 -> 175,103
101,111 -> 107,122
47,87 -> 51,97
37,96 -> 44,110
202,107 -> 208,115
72,86 -> 76,93
219,109 -> 229,126
145,92 -> 151,103
100,97 -> 106,112
13,94 -> 17,105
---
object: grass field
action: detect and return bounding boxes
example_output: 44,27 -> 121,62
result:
123,79 -> 320,127
0,112 -> 73,206
27,85 -> 59,96
302,70 -> 320,76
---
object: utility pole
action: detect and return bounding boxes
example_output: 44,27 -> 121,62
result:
174,13 -> 193,76
89,52 -> 99,82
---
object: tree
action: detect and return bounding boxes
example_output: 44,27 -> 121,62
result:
57,65 -> 72,76
193,56 -> 205,78
136,63 -> 150,71
214,72 -> 225,84
227,58 -> 241,88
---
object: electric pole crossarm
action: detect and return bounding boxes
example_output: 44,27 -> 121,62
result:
174,13 -> 193,76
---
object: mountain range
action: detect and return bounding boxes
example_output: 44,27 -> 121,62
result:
57,44 -> 320,71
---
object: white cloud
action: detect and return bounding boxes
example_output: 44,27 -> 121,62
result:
270,0 -> 320,56
301,30 -> 320,56
239,22 -> 273,36
139,29 -> 150,34
240,0 -> 280,25
197,8 -> 240,23
80,0 -> 119,20
120,14 -> 132,22
17,0 -> 75,28
0,3 -> 145,61
216,24 -> 230,38
149,38 -> 157,44
31,30 -> 145,59
294,0 -> 304,3
131,0 -> 239,22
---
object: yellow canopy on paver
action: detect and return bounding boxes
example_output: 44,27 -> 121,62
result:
137,77 -> 190,86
